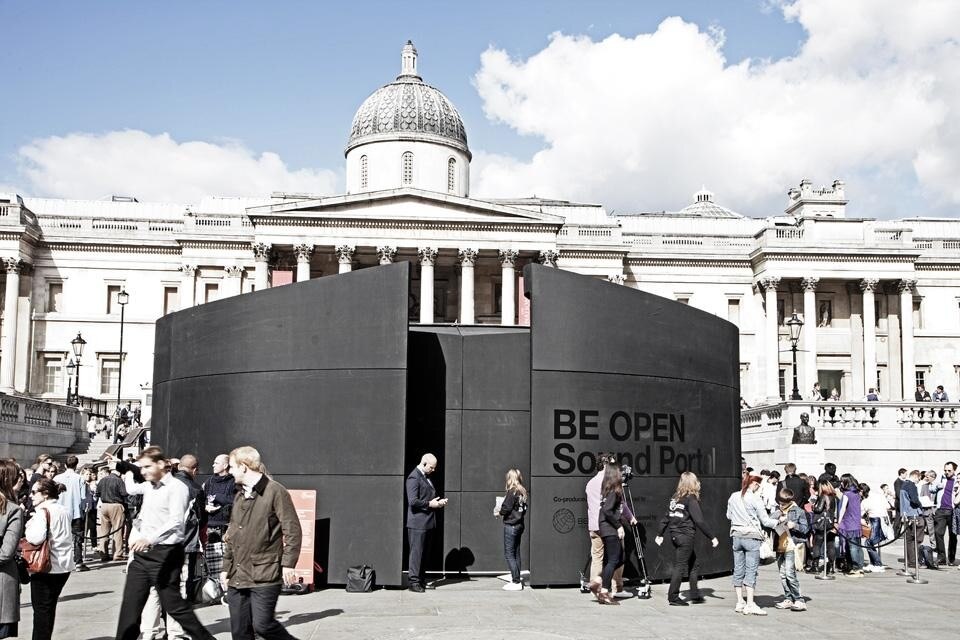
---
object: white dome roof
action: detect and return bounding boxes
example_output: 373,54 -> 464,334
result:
346,42 -> 470,158
677,189 -> 743,218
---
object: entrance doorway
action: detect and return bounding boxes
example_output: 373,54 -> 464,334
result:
818,370 -> 843,400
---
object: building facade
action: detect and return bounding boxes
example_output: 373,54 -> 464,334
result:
3,42 -> 960,446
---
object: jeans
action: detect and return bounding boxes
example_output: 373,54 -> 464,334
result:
30,572 -> 70,640
114,544 -> 215,640
904,517 -> 923,570
777,550 -> 801,602
503,524 -> 523,583
865,518 -> 884,566
668,533 -> 700,601
933,508 -> 956,563
811,530 -> 837,572
70,517 -> 85,566
731,536 -> 761,587
589,531 -> 624,589
600,535 -> 623,591
227,583 -> 296,640
839,528 -> 863,570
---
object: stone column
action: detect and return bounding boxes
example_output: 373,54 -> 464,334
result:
538,250 -> 559,268
0,258 -> 20,392
293,244 -> 313,282
459,248 -> 478,324
377,246 -> 396,265
899,279 -> 917,400
760,276 -> 781,402
252,242 -> 271,290
499,250 -> 518,326
336,245 -> 354,274
418,247 -> 437,324
861,278 -> 879,394
179,265 -> 197,310
223,266 -> 244,297
801,277 -> 819,396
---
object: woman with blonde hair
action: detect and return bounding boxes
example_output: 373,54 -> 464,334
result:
495,468 -> 528,591
655,471 -> 719,606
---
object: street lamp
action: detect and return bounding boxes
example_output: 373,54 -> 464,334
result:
70,332 -> 86,407
65,359 -> 76,405
787,312 -> 804,401
116,289 -> 129,442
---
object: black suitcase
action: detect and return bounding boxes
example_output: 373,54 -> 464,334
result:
346,564 -> 375,592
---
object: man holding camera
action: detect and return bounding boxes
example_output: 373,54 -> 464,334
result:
406,453 -> 447,592
585,452 -> 635,598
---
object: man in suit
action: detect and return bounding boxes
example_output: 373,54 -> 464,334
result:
406,453 -> 447,592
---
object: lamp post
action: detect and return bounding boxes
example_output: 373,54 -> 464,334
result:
65,359 -> 75,405
787,312 -> 803,401
116,289 -> 129,442
70,332 -> 86,407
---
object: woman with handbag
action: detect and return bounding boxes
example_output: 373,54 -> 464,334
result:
836,474 -> 865,576
494,468 -> 528,591
655,471 -> 718,606
0,460 -> 26,639
23,478 -> 74,640
725,474 -> 782,616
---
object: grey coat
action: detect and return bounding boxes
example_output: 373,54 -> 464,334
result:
0,501 -> 24,625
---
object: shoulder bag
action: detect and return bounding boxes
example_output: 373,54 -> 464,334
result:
19,508 -> 52,574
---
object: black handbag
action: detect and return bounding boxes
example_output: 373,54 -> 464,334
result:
16,554 -> 30,584
346,564 -> 375,592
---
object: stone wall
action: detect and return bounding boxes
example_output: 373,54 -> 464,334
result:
0,394 -> 87,463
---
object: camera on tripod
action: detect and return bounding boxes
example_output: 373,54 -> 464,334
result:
620,464 -> 634,483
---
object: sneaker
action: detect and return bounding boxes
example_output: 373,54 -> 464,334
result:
774,600 -> 794,609
743,603 -> 767,616
502,582 -> 523,591
612,591 -> 633,599
862,564 -> 876,573
791,601 -> 807,612
845,570 -> 863,577
734,601 -> 746,614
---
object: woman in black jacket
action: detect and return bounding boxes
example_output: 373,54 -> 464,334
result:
656,472 -> 719,606
495,468 -> 528,591
590,464 -> 630,605
810,481 -> 838,574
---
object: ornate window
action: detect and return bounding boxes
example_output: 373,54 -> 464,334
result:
447,157 -> 456,192
360,155 -> 368,189
402,152 -> 414,185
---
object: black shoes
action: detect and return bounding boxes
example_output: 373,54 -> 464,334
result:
408,584 -> 425,593
688,597 -> 706,604
668,599 -> 689,606
76,564 -> 90,572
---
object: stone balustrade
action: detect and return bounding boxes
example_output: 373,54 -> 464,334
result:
0,394 -> 88,462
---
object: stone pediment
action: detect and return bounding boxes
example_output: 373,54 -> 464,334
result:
244,187 -> 565,227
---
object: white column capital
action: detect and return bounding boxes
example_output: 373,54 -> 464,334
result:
335,245 -> 355,265
498,249 -> 519,266
538,250 -> 559,268
178,264 -> 197,277
458,248 -> 478,266
758,275 -> 781,292
860,278 -> 880,293
224,265 -> 244,278
607,274 -> 626,285
898,279 -> 917,294
293,244 -> 314,263
800,277 -> 819,292
252,242 -> 272,262
418,247 -> 438,266
377,246 -> 396,265
3,257 -> 22,274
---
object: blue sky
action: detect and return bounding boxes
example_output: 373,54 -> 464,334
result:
2,1 -> 955,218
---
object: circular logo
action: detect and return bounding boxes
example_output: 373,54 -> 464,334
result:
552,508 -> 576,534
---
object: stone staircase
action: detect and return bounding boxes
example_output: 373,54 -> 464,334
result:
54,433 -> 113,466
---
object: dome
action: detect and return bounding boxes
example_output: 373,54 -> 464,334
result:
676,188 -> 743,218
346,41 -> 470,158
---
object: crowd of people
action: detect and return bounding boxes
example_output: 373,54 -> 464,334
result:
0,445 -> 302,640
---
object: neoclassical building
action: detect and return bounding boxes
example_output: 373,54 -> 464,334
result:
2,42 -> 960,445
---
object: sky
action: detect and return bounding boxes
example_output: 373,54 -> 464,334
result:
1,0 -> 958,219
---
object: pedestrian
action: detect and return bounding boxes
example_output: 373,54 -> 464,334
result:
203,453 -> 235,587
932,461 -> 958,567
810,481 -> 838,575
113,447 -> 215,640
0,459 -> 25,639
837,474 -> 864,576
860,483 -> 888,572
52,455 -> 89,571
221,446 -> 302,639
655,471 -> 718,606
404,453 -> 447,593
24,478 -> 75,640
96,467 -> 127,561
933,385 -> 950,402
583,452 -> 633,599
773,488 -> 809,611
494,468 -> 528,591
589,463 -> 632,605
899,470 -> 924,573
725,473 -> 782,616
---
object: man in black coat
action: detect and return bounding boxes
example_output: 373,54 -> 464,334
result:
779,463 -> 809,505
405,453 -> 447,592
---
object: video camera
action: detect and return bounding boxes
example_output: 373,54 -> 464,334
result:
620,464 -> 634,483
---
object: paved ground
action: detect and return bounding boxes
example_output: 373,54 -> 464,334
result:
17,560 -> 956,639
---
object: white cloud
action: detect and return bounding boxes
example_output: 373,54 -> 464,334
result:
472,0 -> 960,217
15,130 -> 339,203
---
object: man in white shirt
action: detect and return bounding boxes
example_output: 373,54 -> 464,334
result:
113,447 -> 215,640
54,454 -> 89,571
